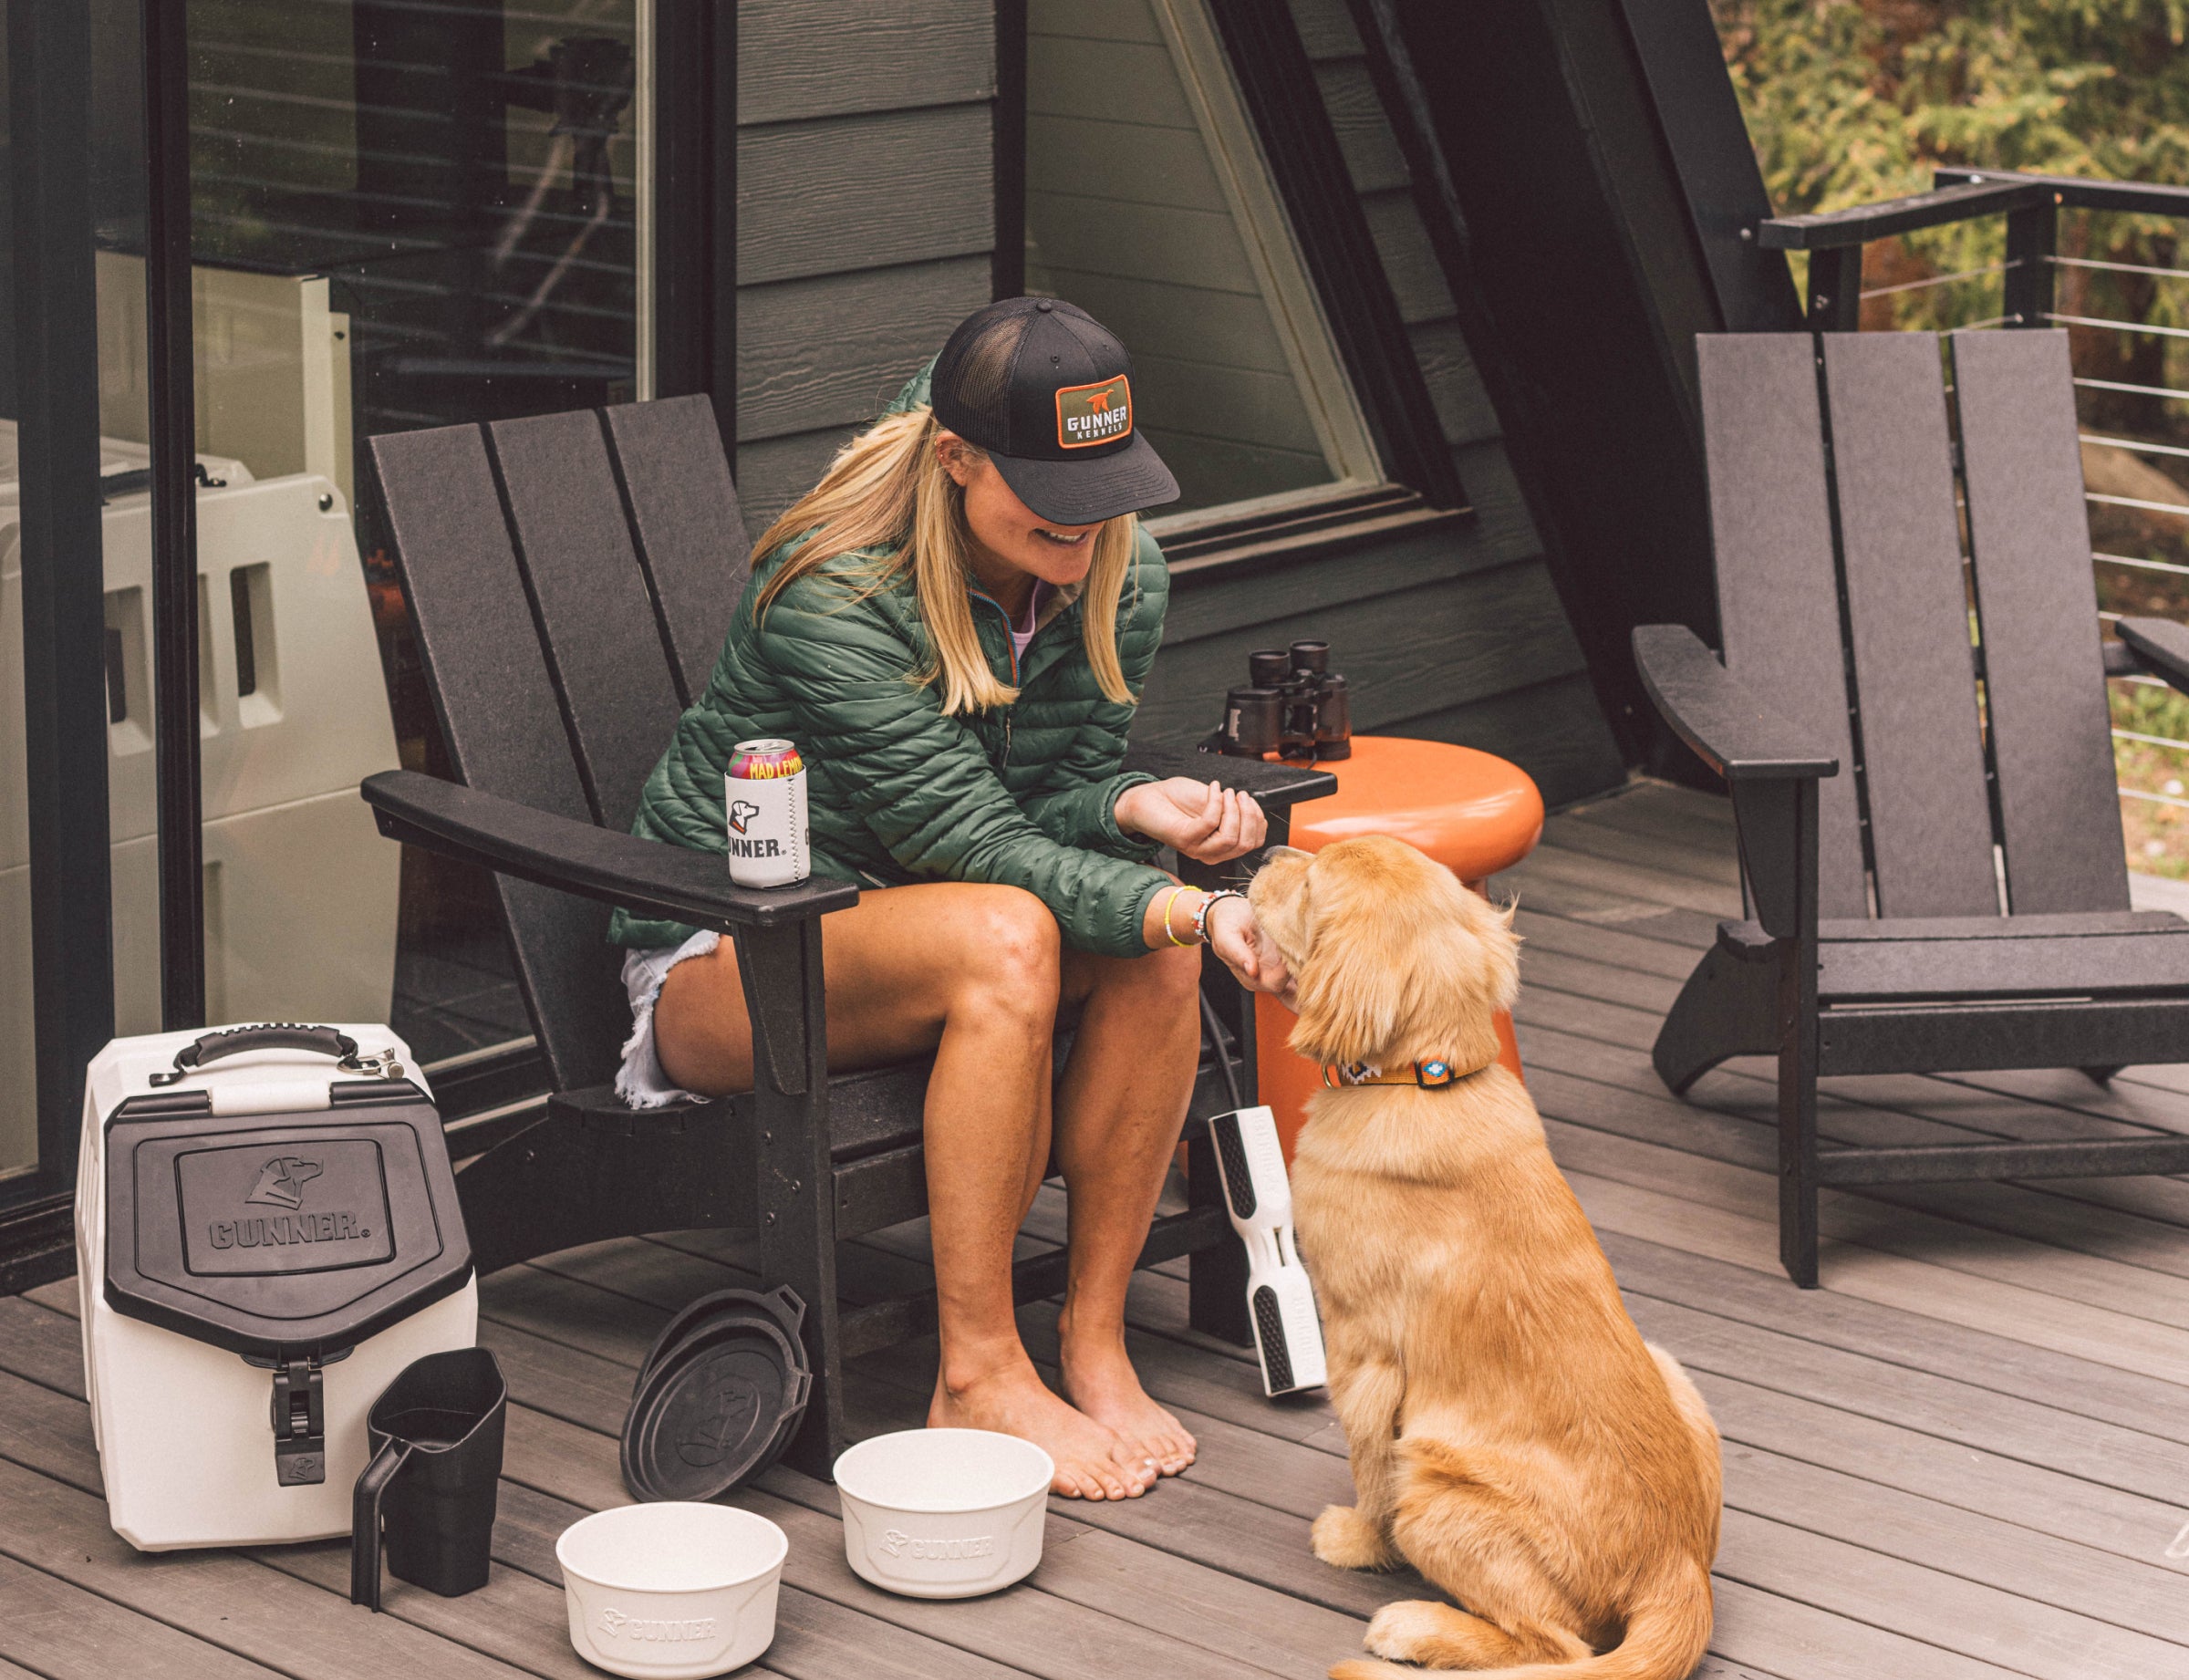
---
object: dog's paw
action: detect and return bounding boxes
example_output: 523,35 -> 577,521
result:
1312,1504 -> 1400,1571
1364,1601 -> 1452,1663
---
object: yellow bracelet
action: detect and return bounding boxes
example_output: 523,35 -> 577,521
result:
1159,886 -> 1194,947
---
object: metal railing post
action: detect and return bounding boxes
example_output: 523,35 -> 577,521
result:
1806,246 -> 1862,333
2004,197 -> 2059,328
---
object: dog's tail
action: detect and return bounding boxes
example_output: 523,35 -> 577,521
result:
1329,1560 -> 1714,1680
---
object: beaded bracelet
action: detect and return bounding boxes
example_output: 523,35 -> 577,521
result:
1191,888 -> 1247,946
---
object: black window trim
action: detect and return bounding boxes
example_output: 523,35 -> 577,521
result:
1150,480 -> 1468,583
6,0 -> 113,1244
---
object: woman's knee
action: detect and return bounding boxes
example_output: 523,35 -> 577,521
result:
1069,937 -> 1201,1025
958,886 -> 1063,1008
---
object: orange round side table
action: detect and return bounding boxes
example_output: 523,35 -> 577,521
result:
1255,735 -> 1543,1163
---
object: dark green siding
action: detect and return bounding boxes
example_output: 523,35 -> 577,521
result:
732,0 -> 997,527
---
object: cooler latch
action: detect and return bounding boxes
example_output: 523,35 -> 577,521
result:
269,1354 -> 327,1485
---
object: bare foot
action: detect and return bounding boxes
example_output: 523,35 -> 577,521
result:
930,1351 -> 1156,1500
1056,1317 -> 1197,1478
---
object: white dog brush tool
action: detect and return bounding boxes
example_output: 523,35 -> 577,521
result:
1207,1104 -> 1327,1396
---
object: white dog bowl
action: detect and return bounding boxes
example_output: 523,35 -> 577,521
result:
556,1503 -> 787,1678
833,1428 -> 1053,1599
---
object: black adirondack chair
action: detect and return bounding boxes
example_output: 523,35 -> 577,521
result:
1635,328 -> 2189,1287
356,396 -> 1333,1472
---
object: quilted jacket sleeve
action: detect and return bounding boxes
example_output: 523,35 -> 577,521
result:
1018,528 -> 1168,858
763,569 -> 1168,958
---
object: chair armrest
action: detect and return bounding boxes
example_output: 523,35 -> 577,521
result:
2116,617 -> 2189,695
360,769 -> 859,930
1632,626 -> 1841,783
1123,743 -> 1338,812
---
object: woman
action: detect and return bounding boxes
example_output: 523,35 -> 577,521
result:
609,296 -> 1288,1500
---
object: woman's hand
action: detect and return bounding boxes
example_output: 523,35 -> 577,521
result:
1204,895 -> 1291,999
1115,778 -> 1269,865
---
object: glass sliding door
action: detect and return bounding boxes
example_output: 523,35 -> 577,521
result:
5,0 -> 689,1249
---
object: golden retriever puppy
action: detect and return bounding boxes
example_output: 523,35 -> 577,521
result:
1249,836 -> 1721,1680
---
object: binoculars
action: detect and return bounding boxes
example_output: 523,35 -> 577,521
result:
1207,640 -> 1352,762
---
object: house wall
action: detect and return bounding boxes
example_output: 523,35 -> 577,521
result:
731,0 -> 1627,808
732,0 -> 999,528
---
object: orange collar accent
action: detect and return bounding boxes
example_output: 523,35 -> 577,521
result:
1322,1058 -> 1492,1090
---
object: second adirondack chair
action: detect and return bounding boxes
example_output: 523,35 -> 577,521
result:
1635,328 -> 2189,1286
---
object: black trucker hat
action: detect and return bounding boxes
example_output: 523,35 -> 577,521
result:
929,296 -> 1180,525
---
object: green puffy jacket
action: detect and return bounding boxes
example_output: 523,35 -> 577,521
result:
608,374 -> 1170,959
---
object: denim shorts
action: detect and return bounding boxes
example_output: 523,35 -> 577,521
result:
615,929 -> 721,1108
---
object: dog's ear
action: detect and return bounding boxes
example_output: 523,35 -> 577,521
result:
1287,838 -> 1519,1069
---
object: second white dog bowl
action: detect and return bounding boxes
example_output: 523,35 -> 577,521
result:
833,1428 -> 1053,1599
556,1503 -> 787,1678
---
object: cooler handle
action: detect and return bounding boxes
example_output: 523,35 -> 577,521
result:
150,1023 -> 366,1086
350,1436 -> 415,1612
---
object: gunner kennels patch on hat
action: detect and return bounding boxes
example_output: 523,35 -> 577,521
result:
1056,376 -> 1132,449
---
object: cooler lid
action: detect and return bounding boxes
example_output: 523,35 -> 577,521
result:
103,1079 -> 472,1359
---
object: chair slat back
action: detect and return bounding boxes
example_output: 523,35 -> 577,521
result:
366,425 -> 628,1090
1821,333 -> 1999,918
602,395 -> 751,707
1696,334 -> 1870,918
483,410 -> 685,835
1951,329 -> 2131,914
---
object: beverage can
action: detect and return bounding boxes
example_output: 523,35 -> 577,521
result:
725,738 -> 810,887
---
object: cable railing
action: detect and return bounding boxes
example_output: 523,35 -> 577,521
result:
1758,168 -> 2189,874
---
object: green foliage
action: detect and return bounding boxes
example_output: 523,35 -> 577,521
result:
1716,0 -> 2189,323
1720,0 -> 2189,207
2112,679 -> 2189,875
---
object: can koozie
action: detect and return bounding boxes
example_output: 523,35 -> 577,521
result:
725,738 -> 811,888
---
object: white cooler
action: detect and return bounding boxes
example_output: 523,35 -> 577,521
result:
75,1023 -> 478,1551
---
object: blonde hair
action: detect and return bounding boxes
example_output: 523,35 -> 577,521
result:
751,406 -> 1139,717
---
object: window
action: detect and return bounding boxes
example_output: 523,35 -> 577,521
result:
1024,0 -> 1378,516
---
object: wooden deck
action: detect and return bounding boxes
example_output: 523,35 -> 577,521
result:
5,779 -> 2189,1679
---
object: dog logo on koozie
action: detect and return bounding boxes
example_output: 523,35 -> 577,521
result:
245,1156 -> 322,1209
1055,376 -> 1132,449
727,798 -> 763,836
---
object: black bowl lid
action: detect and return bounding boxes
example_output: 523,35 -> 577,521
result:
619,1314 -> 812,1503
637,1285 -> 807,1384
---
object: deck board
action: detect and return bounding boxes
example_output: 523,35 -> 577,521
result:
5,782 -> 2187,1676
0,1554 -> 286,1680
